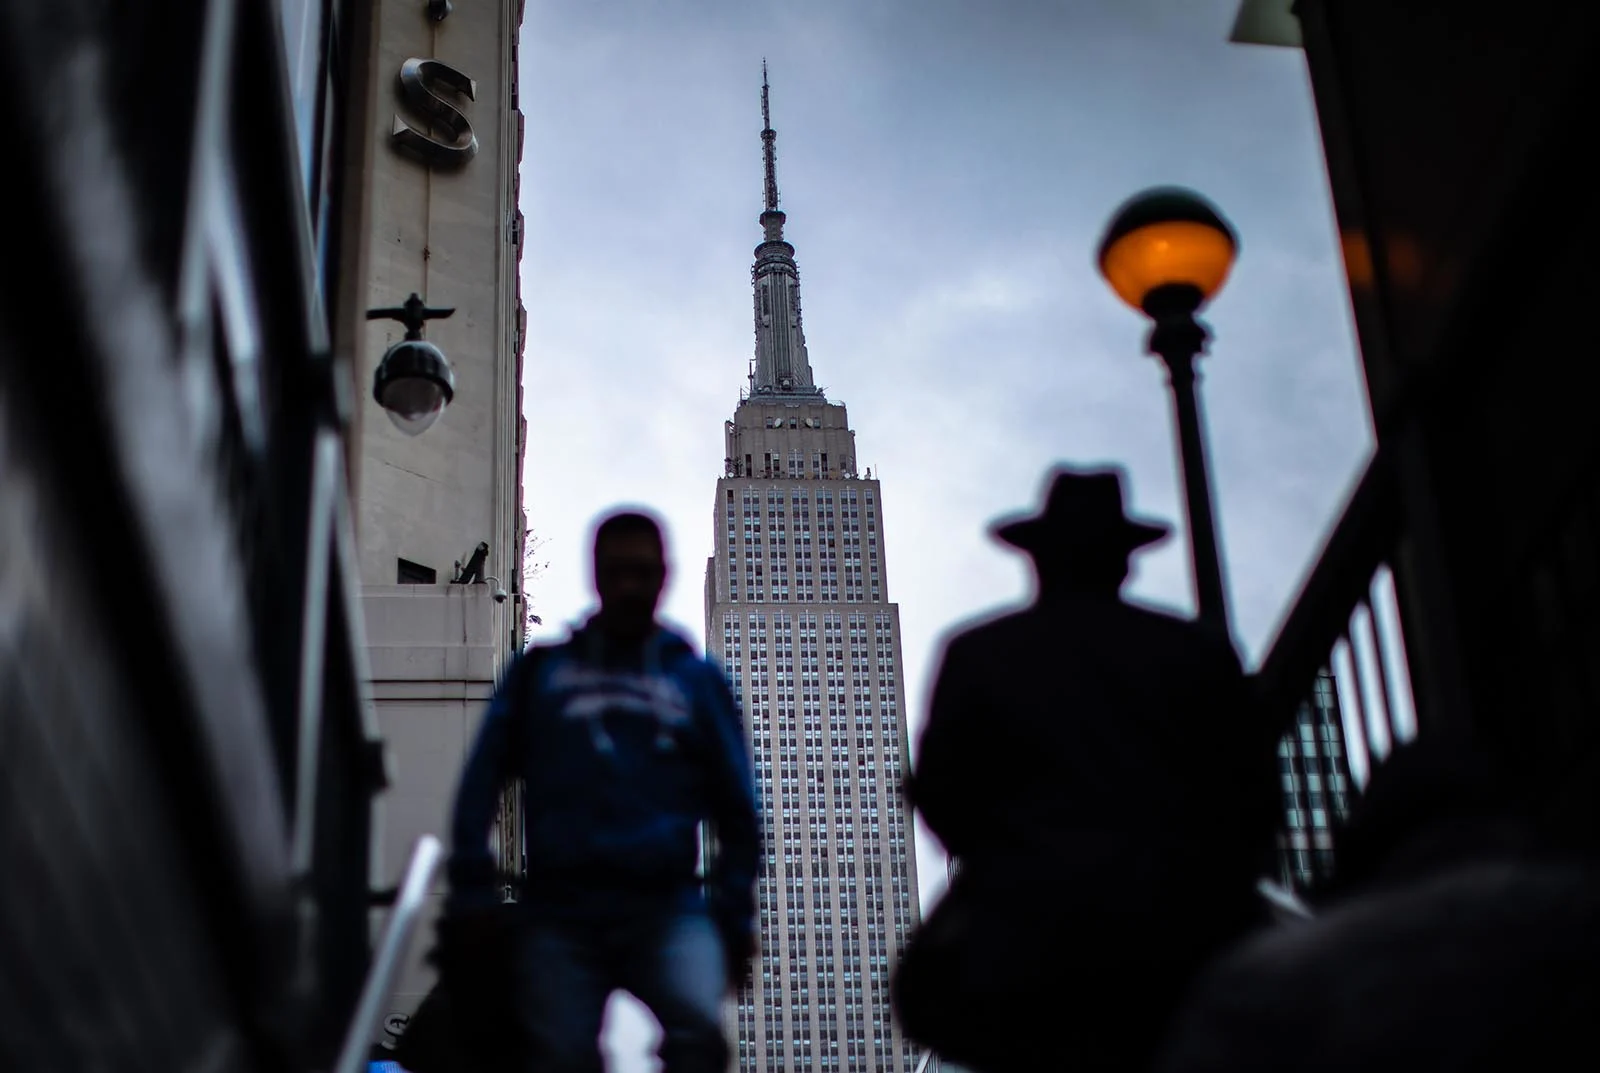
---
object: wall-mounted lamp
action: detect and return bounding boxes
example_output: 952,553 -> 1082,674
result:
366,293 -> 456,435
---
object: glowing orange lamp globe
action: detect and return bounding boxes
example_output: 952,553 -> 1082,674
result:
1097,187 -> 1238,316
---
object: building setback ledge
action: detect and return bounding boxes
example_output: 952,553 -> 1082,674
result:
361,584 -> 507,685
368,678 -> 496,702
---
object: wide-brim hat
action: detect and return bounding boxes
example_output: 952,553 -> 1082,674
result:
991,466 -> 1170,557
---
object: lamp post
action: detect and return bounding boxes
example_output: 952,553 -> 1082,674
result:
367,293 -> 457,435
1097,186 -> 1238,631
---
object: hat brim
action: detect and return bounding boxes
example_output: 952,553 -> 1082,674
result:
991,515 -> 1171,554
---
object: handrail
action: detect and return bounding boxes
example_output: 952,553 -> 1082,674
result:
1254,443 -> 1400,732
331,834 -> 444,1073
290,430 -> 344,879
1255,877 -> 1316,924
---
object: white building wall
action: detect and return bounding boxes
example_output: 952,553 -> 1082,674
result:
355,0 -> 523,592
346,0 -> 527,1043
365,585 -> 506,1018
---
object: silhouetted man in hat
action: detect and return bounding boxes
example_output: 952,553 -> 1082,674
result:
895,466 -> 1281,1073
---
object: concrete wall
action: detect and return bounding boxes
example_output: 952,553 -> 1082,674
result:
346,0 -> 527,1042
354,0 -> 523,594
365,584 -> 506,1026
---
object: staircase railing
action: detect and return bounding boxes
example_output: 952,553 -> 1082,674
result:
1256,440 -> 1423,888
332,835 -> 445,1073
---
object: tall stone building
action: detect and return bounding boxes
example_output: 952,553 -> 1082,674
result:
346,0 -> 529,1031
705,71 -> 922,1073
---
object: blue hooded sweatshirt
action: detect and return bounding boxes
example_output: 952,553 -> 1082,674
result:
449,620 -> 760,937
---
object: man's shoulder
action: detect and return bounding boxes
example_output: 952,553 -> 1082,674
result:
936,606 -> 1039,663
1118,600 -> 1239,652
670,652 -> 741,729
504,636 -> 588,694
523,627 -> 583,655
516,636 -> 577,671
675,652 -> 729,688
652,633 -> 734,703
653,629 -> 719,675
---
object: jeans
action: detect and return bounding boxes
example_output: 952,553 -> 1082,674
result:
515,908 -> 730,1073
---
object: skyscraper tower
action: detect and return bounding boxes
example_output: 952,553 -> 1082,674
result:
704,68 -> 921,1073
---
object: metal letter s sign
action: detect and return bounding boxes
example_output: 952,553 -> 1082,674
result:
391,58 -> 478,168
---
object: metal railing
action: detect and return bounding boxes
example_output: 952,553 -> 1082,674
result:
1256,442 -> 1423,890
332,836 -> 444,1073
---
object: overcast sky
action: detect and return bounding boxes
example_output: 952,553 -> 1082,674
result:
515,1 -> 1370,1065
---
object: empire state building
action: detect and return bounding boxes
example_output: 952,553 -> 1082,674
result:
704,70 -> 922,1073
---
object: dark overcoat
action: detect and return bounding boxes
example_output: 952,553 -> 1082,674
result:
899,595 -> 1282,1070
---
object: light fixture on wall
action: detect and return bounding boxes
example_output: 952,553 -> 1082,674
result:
366,293 -> 457,435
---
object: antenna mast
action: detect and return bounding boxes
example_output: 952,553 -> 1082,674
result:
761,60 -> 779,212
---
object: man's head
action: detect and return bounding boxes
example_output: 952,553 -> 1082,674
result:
592,509 -> 667,641
1032,546 -> 1134,598
990,467 -> 1169,600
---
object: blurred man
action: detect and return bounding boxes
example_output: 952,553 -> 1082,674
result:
448,509 -> 760,1073
895,466 -> 1281,1072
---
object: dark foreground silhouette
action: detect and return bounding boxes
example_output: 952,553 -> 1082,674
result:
895,468 -> 1281,1073
1156,738 -> 1600,1072
390,906 -> 524,1073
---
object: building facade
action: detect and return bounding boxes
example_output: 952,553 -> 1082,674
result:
704,74 -> 922,1073
2,0 -> 419,1067
345,0 -> 529,1031
1239,0 -> 1600,870
1275,671 -> 1354,889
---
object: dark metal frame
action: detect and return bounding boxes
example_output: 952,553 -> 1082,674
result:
1255,0 -> 1600,885
1254,408 -> 1457,890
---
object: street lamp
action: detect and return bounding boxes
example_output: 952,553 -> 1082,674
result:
366,293 -> 457,435
1097,186 -> 1238,630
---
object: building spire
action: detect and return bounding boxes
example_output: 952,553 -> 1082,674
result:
748,65 -> 818,398
761,60 -> 779,213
